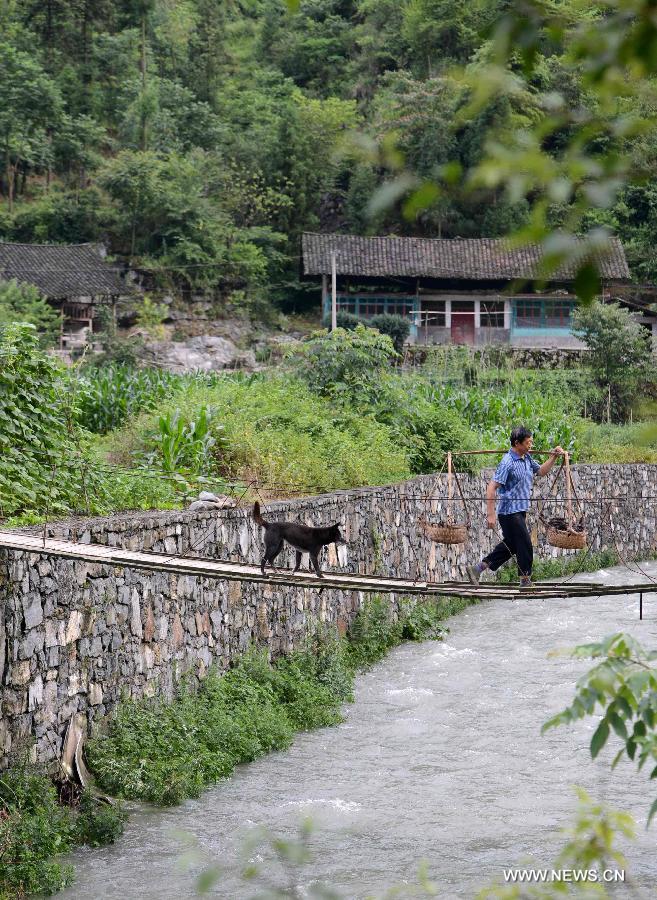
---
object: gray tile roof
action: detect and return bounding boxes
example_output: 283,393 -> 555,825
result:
301,233 -> 631,282
0,242 -> 126,299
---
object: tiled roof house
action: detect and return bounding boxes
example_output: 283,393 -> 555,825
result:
0,242 -> 127,350
301,233 -> 641,348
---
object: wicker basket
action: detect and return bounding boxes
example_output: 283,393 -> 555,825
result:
546,525 -> 587,550
421,521 -> 468,545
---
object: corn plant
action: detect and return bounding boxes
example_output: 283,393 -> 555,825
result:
75,366 -> 180,433
141,406 -> 222,476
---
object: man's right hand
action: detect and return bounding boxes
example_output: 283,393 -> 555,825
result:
487,514 -> 496,530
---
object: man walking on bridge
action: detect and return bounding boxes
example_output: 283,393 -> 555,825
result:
467,427 -> 564,587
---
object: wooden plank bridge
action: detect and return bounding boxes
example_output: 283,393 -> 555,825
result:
1,531 -> 656,616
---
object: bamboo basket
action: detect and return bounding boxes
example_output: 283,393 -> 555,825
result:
419,452 -> 468,545
420,521 -> 468,545
545,452 -> 587,549
546,525 -> 587,550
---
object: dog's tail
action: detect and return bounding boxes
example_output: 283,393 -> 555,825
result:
253,501 -> 267,527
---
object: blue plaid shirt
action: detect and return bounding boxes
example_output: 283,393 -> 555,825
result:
494,449 -> 541,515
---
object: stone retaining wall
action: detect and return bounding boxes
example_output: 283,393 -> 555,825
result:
1,464 -> 656,767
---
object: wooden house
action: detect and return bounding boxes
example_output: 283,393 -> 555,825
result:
0,242 -> 126,350
301,233 -> 645,347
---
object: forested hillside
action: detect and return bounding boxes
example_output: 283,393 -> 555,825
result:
1,0 -> 657,311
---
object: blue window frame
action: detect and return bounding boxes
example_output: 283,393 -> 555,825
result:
512,298 -> 575,330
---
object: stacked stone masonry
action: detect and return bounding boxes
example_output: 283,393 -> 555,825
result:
1,464 -> 656,767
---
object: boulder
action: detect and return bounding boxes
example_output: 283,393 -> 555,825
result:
139,335 -> 256,373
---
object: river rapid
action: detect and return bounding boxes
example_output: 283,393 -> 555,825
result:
62,563 -> 657,899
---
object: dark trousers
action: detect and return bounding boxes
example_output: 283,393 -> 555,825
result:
483,512 -> 533,577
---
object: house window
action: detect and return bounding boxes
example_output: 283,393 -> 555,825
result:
513,298 -> 575,329
420,300 -> 446,327
480,300 -> 505,328
452,300 -> 475,313
387,298 -> 414,317
544,299 -> 574,327
361,300 -> 386,317
515,299 -> 542,327
336,298 -> 356,314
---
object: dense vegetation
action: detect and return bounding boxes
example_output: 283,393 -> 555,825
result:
3,322 -> 657,521
0,763 -> 126,898
2,0 -> 657,313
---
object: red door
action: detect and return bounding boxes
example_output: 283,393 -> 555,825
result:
451,313 -> 475,345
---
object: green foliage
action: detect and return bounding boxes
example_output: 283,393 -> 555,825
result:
372,372 -> 479,474
572,301 -> 653,422
0,280 -> 60,348
543,633 -> 657,825
369,313 -> 411,355
495,548 -> 620,584
141,406 -> 220,476
134,295 -> 168,338
0,764 -> 74,898
323,311 -> 360,331
0,763 -> 126,899
73,792 -> 127,849
113,370 -> 411,492
0,41 -> 62,210
0,323 -> 105,518
76,365 -> 179,433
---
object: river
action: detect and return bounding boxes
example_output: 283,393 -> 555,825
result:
62,563 -> 657,898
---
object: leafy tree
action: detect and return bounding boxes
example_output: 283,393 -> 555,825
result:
0,279 -> 60,347
369,313 -> 411,354
572,301 -> 652,421
0,41 -> 62,209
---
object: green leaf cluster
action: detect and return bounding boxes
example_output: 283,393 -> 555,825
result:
543,633 -> 657,824
0,324 -> 105,518
0,761 -> 126,899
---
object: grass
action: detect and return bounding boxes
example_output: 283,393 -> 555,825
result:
103,371 -> 412,497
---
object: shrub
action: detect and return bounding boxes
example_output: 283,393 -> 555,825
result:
369,313 -> 411,354
134,295 -> 168,339
74,792 -> 127,848
288,325 -> 397,405
0,762 -> 125,898
373,373 -> 478,474
321,310 -> 360,330
572,301 -> 652,422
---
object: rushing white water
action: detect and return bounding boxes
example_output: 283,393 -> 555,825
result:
62,563 -> 657,899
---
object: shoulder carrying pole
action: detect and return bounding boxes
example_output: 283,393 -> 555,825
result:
447,451 -> 453,523
564,451 -> 573,527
